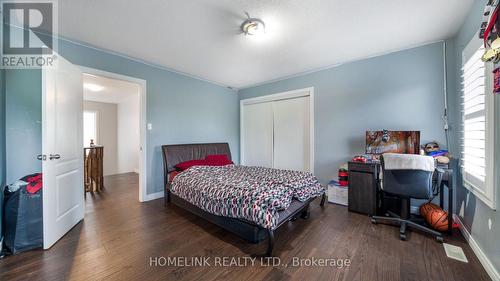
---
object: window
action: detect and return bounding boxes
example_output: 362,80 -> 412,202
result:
83,111 -> 98,147
461,37 -> 496,209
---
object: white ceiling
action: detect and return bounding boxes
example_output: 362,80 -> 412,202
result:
59,0 -> 474,89
83,74 -> 139,104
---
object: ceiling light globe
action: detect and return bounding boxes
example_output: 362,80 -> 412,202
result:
242,16 -> 266,36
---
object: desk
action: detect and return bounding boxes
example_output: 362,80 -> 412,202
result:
347,161 -> 454,233
347,162 -> 379,215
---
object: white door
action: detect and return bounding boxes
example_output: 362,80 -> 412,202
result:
273,96 -> 310,171
42,54 -> 84,249
241,102 -> 274,167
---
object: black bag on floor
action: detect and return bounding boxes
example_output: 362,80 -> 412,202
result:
2,179 -> 43,255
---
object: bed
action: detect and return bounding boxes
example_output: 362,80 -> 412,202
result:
161,142 -> 325,256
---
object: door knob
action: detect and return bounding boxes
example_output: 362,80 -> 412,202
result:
49,154 -> 61,160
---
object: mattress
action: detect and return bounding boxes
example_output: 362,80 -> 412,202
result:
170,164 -> 325,229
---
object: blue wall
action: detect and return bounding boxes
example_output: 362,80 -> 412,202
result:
239,42 -> 448,183
0,68 -> 5,242
2,36 -> 239,196
1,68 -> 42,247
449,0 -> 500,274
61,39 -> 239,195
5,70 -> 42,184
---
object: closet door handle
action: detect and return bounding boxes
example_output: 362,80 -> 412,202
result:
37,154 -> 47,161
49,154 -> 61,160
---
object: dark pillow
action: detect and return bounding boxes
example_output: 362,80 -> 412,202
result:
175,159 -> 208,171
205,154 -> 233,166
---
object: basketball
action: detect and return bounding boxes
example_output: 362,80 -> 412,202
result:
426,208 -> 449,232
420,202 -> 440,217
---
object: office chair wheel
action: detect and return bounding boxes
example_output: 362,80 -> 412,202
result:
370,218 -> 377,224
399,233 -> 407,240
436,236 -> 444,243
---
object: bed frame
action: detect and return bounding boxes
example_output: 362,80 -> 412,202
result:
161,143 -> 325,256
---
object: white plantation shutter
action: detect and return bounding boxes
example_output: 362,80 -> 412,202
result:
462,44 -> 486,190
461,35 -> 496,209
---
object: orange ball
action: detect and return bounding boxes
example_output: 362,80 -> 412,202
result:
420,202 -> 440,218
426,208 -> 448,232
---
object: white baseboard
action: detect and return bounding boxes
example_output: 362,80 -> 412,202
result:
144,191 -> 164,201
133,168 -> 140,174
453,214 -> 500,281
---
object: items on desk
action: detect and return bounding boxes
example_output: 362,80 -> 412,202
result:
365,130 -> 420,155
423,141 -> 450,165
351,155 -> 367,163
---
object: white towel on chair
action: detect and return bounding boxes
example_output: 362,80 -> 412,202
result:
382,153 -> 435,172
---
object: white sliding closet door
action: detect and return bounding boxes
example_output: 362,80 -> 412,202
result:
272,97 -> 310,172
241,102 -> 274,167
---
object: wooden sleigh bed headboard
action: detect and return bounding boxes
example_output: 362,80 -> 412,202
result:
161,142 -> 232,186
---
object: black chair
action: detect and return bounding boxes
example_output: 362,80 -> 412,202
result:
371,153 -> 444,242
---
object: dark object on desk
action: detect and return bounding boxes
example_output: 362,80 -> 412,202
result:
365,130 -> 420,155
370,154 -> 444,242
423,141 -> 450,165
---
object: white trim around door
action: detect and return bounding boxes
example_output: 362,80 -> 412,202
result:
240,87 -> 315,173
79,66 -> 149,202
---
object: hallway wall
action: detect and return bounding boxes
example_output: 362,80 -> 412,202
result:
84,101 -> 118,176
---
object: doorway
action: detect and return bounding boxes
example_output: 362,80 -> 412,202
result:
80,67 -> 147,202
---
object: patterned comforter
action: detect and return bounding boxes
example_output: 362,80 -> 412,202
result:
170,165 -> 325,229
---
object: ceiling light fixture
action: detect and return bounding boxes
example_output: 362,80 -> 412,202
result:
241,12 -> 265,36
83,83 -> 104,92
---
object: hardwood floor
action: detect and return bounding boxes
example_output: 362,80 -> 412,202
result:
0,173 -> 491,281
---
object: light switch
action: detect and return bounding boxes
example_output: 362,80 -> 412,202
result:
147,123 -> 152,130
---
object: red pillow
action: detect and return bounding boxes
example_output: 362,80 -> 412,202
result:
175,159 -> 208,171
205,154 -> 233,166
